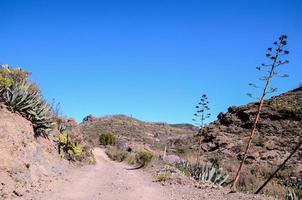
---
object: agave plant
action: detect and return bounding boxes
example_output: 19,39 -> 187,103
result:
194,164 -> 229,186
176,161 -> 229,186
1,81 -> 54,137
285,190 -> 299,200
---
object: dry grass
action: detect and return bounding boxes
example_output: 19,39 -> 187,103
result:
202,158 -> 292,199
157,172 -> 171,182
105,147 -> 128,162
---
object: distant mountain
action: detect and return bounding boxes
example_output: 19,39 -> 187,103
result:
170,123 -> 197,131
81,114 -> 196,150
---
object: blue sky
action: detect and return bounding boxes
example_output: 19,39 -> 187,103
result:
0,0 -> 301,124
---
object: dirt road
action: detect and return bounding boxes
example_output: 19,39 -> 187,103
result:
38,148 -> 273,200
40,148 -> 169,200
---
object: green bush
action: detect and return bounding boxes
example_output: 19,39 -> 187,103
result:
137,150 -> 153,165
105,147 -> 128,162
0,66 -> 29,89
126,149 -> 154,168
99,133 -> 116,146
0,66 -> 54,137
0,75 -> 13,89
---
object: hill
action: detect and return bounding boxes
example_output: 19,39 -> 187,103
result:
81,87 -> 302,198
81,114 -> 197,152
198,86 -> 302,196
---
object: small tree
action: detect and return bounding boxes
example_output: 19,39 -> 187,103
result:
231,35 -> 289,191
192,94 -> 211,165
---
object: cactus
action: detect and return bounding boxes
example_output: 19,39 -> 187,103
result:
1,81 -> 54,136
58,126 -> 83,160
176,161 -> 229,186
285,190 -> 299,200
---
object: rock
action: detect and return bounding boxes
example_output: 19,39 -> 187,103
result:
228,106 -> 239,113
199,87 -> 302,183
13,190 -> 23,197
260,150 -> 280,161
265,141 -> 276,151
116,138 -> 132,152
82,115 -> 97,124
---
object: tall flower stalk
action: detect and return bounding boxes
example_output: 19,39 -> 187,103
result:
231,35 -> 289,191
192,94 -> 211,165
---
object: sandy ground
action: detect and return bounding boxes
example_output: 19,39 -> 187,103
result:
38,148 -> 169,200
36,148 -> 275,200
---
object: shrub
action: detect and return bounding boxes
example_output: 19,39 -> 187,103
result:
135,149 -> 154,167
0,75 -> 13,89
0,66 -> 30,90
1,66 -> 29,82
99,133 -> 116,146
105,147 -> 128,162
0,65 -> 53,137
235,167 -> 287,198
127,149 -> 154,168
157,172 -> 171,182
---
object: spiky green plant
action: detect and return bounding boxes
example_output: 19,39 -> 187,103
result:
176,161 -> 229,186
58,129 -> 83,160
285,190 -> 299,200
1,81 -> 54,136
197,165 -> 229,186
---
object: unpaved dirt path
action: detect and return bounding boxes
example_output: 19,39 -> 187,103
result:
40,148 -> 169,200
38,148 -> 274,200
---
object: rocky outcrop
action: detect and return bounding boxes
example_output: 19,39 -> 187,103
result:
200,87 -> 302,186
81,115 -> 98,124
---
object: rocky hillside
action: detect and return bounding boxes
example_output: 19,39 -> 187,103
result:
199,86 -> 302,196
81,114 -> 197,153
81,87 -> 302,198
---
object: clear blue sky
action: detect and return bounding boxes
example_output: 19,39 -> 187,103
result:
0,0 -> 301,124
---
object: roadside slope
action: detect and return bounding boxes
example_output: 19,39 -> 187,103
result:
0,104 -> 70,199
